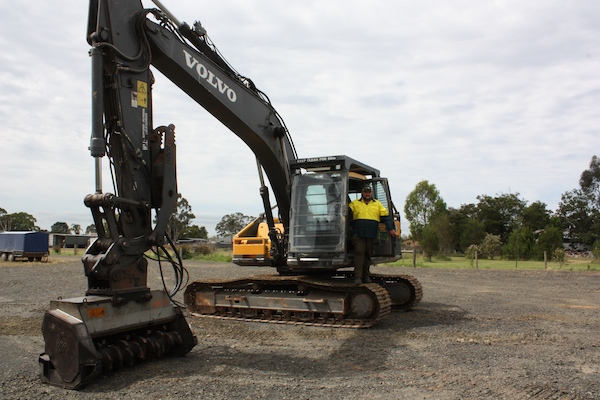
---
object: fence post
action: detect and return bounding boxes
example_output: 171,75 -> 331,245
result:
412,250 -> 416,268
74,244 -> 77,255
475,250 -> 478,269
544,251 -> 547,270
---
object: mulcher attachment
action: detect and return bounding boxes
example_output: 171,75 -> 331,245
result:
40,290 -> 197,389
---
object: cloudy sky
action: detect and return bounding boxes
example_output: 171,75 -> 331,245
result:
1,0 -> 598,236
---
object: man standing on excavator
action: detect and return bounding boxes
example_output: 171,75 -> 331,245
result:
349,184 -> 396,284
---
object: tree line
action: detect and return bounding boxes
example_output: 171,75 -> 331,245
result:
404,156 -> 600,261
0,208 -> 39,232
6,154 -> 600,255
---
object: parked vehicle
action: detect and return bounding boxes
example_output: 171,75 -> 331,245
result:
0,231 -> 49,262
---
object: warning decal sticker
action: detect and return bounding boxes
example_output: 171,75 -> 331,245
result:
137,80 -> 148,108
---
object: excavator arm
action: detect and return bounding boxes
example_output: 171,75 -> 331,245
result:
82,0 -> 296,295
40,0 -> 296,389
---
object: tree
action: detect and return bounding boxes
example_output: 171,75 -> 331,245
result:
557,189 -> 599,245
9,212 -> 38,231
167,195 -> 196,242
215,212 -> 255,237
51,222 -> 70,233
0,207 -> 8,231
447,204 -> 477,252
579,155 -> 600,208
465,244 -> 480,265
404,180 -> 447,240
557,157 -> 600,246
504,226 -> 535,260
476,193 -> 526,243
180,224 -> 208,239
71,224 -> 82,235
430,215 -> 453,255
547,215 -> 563,230
419,224 -> 439,261
592,240 -> 600,262
521,201 -> 551,232
552,248 -> 566,264
459,219 -> 486,251
85,224 -> 97,235
479,233 -> 502,259
537,226 -> 563,255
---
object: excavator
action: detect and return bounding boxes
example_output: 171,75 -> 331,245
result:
40,0 -> 422,390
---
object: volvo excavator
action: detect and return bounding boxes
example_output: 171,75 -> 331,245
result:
40,0 -> 422,389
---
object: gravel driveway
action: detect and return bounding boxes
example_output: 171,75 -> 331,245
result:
1,257 -> 599,399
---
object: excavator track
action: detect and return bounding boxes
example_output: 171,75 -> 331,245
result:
376,273 -> 423,311
184,274 -> 392,328
332,272 -> 423,311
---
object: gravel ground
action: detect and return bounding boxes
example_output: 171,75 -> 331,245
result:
1,256 -> 599,399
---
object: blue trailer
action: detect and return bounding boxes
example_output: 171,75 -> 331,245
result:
0,231 -> 49,262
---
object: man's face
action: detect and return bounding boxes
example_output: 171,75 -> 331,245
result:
362,190 -> 372,201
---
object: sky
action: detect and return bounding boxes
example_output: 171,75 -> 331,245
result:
0,0 -> 599,236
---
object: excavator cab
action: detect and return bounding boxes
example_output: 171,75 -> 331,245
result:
233,155 -> 402,272
286,155 -> 401,271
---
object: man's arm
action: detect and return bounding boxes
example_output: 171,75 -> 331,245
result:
380,213 -> 396,236
376,202 -> 396,236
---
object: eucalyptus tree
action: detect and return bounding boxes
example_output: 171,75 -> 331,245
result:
404,180 -> 446,240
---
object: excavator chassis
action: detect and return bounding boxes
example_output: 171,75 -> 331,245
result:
39,290 -> 197,389
184,273 -> 421,328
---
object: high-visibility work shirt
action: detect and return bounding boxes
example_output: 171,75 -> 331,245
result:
349,198 -> 394,238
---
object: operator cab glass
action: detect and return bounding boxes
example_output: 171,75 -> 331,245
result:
289,171 -> 348,254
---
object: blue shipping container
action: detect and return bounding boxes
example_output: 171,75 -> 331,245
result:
0,232 -> 49,253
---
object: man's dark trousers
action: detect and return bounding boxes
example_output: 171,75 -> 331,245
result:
352,235 -> 375,281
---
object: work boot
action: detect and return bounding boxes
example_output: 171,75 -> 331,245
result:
354,277 -> 363,285
363,275 -> 372,284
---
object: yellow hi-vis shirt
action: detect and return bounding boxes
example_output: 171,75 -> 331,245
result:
349,199 -> 393,238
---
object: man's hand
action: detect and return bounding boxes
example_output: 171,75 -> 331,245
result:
389,229 -> 396,237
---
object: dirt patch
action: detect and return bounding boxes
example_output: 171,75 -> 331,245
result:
0,260 -> 599,399
0,316 -> 42,336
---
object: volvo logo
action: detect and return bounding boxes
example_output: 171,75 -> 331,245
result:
183,50 -> 237,102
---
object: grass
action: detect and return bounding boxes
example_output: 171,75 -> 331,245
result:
385,254 -> 600,271
148,248 -> 234,263
187,250 -> 233,263
49,247 -> 234,262
43,248 -> 599,271
50,249 -> 80,256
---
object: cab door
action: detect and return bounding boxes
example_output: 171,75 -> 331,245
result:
371,178 -> 401,257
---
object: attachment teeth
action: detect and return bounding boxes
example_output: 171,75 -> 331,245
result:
97,329 -> 184,372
